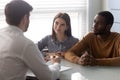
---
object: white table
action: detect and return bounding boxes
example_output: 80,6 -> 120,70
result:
27,59 -> 120,80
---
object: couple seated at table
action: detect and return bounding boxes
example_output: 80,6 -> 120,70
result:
38,11 -> 120,66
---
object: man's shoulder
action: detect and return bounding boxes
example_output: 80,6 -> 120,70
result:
84,32 -> 95,38
111,32 -> 120,35
20,36 -> 34,46
111,32 -> 120,39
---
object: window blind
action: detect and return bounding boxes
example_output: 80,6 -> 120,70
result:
25,0 -> 87,12
0,0 -> 88,42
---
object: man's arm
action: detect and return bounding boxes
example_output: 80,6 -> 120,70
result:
66,45 -> 120,66
64,39 -> 88,63
77,52 -> 120,66
65,51 -> 80,63
95,57 -> 120,66
23,42 -> 61,80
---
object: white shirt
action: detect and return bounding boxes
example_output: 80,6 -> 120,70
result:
0,25 -> 60,80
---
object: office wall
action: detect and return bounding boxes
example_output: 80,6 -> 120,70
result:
108,0 -> 120,33
88,0 -> 103,31
88,0 -> 120,33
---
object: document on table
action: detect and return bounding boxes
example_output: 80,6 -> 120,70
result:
47,61 -> 71,72
26,63 -> 72,77
60,65 -> 72,72
26,65 -> 72,77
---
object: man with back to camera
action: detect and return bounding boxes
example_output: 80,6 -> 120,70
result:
65,11 -> 120,66
0,0 -> 61,80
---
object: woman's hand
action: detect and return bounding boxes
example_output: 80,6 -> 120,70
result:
44,52 -> 62,62
55,52 -> 65,58
49,54 -> 61,64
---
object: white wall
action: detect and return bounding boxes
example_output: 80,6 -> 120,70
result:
88,0 -> 103,31
103,0 -> 109,10
108,0 -> 120,33
88,0 -> 120,33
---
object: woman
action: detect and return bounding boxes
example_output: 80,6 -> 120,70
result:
37,12 -> 79,59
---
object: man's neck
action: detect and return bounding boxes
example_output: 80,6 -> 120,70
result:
97,32 -> 111,40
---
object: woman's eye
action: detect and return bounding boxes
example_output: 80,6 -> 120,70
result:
61,24 -> 65,26
55,22 -> 58,25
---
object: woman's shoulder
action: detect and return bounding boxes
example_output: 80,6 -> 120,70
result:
42,35 -> 52,39
38,35 -> 52,43
68,36 -> 79,42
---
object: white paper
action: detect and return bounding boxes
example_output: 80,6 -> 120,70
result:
60,65 -> 72,72
26,65 -> 72,77
26,70 -> 35,77
71,72 -> 88,80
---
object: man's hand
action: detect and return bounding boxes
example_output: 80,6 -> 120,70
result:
77,51 -> 96,66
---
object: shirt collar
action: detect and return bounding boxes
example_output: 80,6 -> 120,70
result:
8,25 -> 23,34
